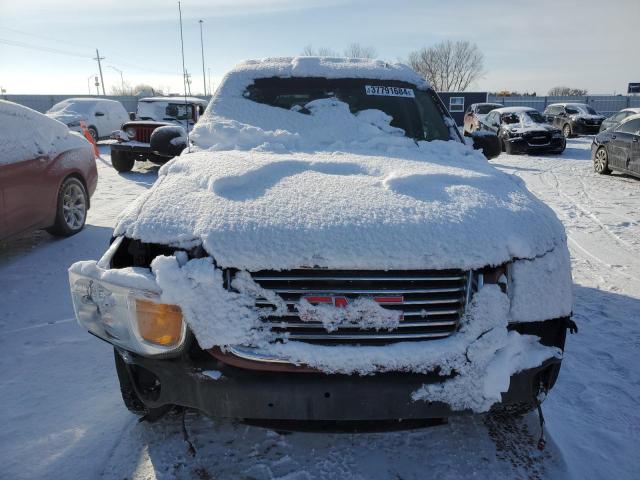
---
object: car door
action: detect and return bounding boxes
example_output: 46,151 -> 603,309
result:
617,118 -> 640,174
92,102 -> 108,137
1,155 -> 50,238
609,119 -> 639,170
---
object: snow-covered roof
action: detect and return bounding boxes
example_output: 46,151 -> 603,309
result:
547,102 -> 588,107
0,100 -> 90,166
55,97 -> 123,105
492,106 -> 537,114
619,113 -> 640,125
220,57 -> 428,93
139,96 -> 209,105
620,108 -> 640,114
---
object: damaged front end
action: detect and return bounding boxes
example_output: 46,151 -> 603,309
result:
69,236 -> 576,422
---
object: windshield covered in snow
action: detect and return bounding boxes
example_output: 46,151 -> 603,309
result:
246,77 -> 450,142
502,110 -> 547,126
137,101 -> 194,121
566,104 -> 597,115
47,100 -> 94,115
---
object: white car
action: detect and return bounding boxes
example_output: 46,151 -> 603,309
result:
46,98 -> 129,142
69,57 -> 576,426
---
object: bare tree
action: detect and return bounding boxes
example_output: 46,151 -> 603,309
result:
110,83 -> 163,96
301,43 -> 377,59
343,43 -> 377,59
408,40 -> 484,91
300,45 -> 339,57
547,86 -> 588,96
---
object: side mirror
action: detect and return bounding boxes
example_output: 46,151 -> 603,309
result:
470,131 -> 501,159
150,125 -> 187,157
129,112 -> 136,121
95,111 -> 105,117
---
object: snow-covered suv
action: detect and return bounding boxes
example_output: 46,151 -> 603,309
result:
69,58 -> 576,426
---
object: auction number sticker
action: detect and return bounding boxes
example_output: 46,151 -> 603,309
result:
365,85 -> 415,97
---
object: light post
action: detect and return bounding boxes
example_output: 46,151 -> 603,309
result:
107,66 -> 125,92
199,19 -> 206,96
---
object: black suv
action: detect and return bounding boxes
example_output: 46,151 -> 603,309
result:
482,107 -> 565,155
543,103 -> 605,137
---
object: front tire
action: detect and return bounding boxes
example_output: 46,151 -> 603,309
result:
46,177 -> 87,237
88,126 -> 99,143
594,147 -> 611,175
562,123 -> 572,138
111,149 -> 135,172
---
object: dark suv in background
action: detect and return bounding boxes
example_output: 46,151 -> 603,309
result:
543,103 -> 605,137
482,107 -> 565,155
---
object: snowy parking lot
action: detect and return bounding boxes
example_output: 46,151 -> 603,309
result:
1,138 -> 638,480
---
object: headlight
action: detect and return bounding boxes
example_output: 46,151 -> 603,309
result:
509,129 -> 523,138
125,127 -> 137,139
476,263 -> 510,294
552,130 -> 563,138
576,117 -> 585,123
69,271 -> 187,356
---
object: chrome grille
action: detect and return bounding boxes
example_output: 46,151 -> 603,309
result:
248,269 -> 471,345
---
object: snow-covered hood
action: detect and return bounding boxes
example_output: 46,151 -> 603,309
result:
115,140 -> 566,271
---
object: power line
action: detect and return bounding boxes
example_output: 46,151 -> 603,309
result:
0,37 -> 92,59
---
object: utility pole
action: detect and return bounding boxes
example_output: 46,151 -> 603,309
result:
199,19 -> 206,96
94,49 -> 106,95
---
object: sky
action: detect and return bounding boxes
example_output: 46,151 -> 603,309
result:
0,0 -> 638,96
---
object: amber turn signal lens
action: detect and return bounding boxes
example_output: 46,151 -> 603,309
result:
135,299 -> 183,346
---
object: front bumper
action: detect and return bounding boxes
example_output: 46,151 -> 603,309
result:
572,122 -> 602,135
507,136 -> 565,154
117,318 -> 569,422
110,142 -> 153,155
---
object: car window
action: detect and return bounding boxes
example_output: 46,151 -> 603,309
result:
475,104 -> 501,115
501,113 -> 519,125
617,118 -> 640,135
565,106 -> 580,115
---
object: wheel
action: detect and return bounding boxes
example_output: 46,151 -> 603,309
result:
503,139 -> 514,155
554,138 -> 566,154
562,123 -> 572,138
594,147 -> 611,175
88,126 -> 98,143
46,177 -> 87,237
114,349 -> 174,420
111,149 -> 135,172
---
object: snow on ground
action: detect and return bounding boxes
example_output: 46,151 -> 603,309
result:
1,139 -> 639,479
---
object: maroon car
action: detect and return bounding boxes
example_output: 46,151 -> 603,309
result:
0,100 -> 98,241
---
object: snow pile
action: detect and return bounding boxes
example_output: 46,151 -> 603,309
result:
0,100 -> 90,165
411,286 -> 561,412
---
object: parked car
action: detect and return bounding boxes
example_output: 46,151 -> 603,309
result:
69,58 -> 575,428
463,102 -> 503,135
0,100 -> 97,241
599,107 -> 640,132
543,103 -> 605,137
591,113 -> 640,178
46,98 -> 129,142
109,96 -> 208,172
481,106 -> 565,154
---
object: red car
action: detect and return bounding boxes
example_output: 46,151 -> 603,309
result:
0,100 -> 98,241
